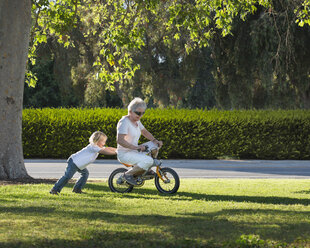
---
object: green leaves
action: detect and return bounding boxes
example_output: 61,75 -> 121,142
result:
28,0 -> 309,96
77,0 -> 147,90
295,0 -> 310,27
25,71 -> 38,88
22,108 -> 310,159
28,0 -> 79,86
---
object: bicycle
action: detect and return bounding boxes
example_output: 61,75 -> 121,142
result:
108,142 -> 180,194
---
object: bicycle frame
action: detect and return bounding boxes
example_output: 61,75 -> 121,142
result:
108,141 -> 180,194
120,142 -> 167,183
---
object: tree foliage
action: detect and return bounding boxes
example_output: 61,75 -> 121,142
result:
24,59 -> 62,108
27,0 -> 310,109
213,0 -> 310,109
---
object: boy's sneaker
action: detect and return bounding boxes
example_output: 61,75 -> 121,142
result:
124,174 -> 138,185
49,189 -> 59,195
72,188 -> 85,194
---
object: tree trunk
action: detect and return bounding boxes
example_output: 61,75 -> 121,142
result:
0,0 -> 31,179
302,89 -> 310,109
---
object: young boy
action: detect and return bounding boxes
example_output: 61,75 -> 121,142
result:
50,131 -> 116,195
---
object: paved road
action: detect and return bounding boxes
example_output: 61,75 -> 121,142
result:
25,159 -> 310,179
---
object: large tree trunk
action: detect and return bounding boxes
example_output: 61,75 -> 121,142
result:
0,0 -> 31,179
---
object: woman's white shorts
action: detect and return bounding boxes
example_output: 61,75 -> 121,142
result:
117,151 -> 154,170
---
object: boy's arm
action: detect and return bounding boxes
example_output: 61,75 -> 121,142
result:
99,147 -> 117,155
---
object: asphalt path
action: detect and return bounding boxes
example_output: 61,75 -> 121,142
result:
25,159 -> 310,179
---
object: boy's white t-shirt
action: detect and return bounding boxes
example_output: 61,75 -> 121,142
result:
70,144 -> 102,170
116,116 -> 145,153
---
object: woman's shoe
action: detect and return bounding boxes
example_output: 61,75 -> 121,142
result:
124,174 -> 138,185
145,169 -> 156,176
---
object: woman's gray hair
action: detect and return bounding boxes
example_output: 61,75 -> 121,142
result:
89,131 -> 107,145
128,97 -> 147,112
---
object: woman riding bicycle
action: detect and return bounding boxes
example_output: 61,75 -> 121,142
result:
116,97 -> 163,185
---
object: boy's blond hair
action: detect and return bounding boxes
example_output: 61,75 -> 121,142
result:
89,131 -> 107,145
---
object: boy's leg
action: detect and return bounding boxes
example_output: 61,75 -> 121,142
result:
52,159 -> 77,193
73,168 -> 89,193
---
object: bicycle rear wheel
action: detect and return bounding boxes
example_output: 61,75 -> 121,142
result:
108,168 -> 134,193
155,167 -> 179,194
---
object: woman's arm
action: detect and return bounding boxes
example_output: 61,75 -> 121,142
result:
99,147 -> 117,155
141,128 -> 163,148
117,134 -> 146,151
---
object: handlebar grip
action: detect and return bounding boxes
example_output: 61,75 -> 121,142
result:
144,145 -> 149,152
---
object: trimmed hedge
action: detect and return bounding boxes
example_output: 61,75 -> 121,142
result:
22,108 -> 310,159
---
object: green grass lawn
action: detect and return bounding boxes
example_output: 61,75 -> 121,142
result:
1,179 -> 310,248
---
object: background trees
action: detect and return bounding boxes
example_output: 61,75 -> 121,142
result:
25,0 -> 309,110
1,0 -> 309,179
213,0 -> 310,109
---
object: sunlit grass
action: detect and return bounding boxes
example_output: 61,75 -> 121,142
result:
0,179 -> 310,247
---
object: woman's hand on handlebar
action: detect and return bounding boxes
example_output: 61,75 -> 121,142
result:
137,145 -> 147,152
153,139 -> 163,148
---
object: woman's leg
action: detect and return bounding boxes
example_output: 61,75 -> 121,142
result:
125,165 -> 145,176
118,151 -> 154,170
73,168 -> 89,192
52,159 -> 77,193
117,151 -> 154,185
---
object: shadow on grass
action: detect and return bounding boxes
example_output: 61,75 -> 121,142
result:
1,206 -> 310,247
98,186 -> 310,206
294,190 -> 310,194
0,178 -> 57,185
68,182 -> 310,206
83,183 -> 110,192
0,229 -> 218,248
2,182 -> 310,245
3,181 -> 310,206
0,206 -> 55,214
0,198 -> 17,203
176,191 -> 310,206
55,209 -> 310,244
2,182 -> 310,247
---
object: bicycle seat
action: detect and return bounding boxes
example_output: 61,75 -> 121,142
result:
121,163 -> 133,167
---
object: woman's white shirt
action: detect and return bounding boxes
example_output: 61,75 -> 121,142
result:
70,144 -> 102,170
117,116 -> 145,153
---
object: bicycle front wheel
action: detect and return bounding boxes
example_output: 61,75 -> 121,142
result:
155,167 -> 180,194
108,168 -> 134,193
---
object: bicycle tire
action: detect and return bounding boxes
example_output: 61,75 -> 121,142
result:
155,167 -> 180,194
108,168 -> 134,193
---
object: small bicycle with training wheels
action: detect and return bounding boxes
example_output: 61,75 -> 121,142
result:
108,142 -> 180,194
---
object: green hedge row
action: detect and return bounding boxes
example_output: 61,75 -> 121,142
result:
22,108 -> 310,159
